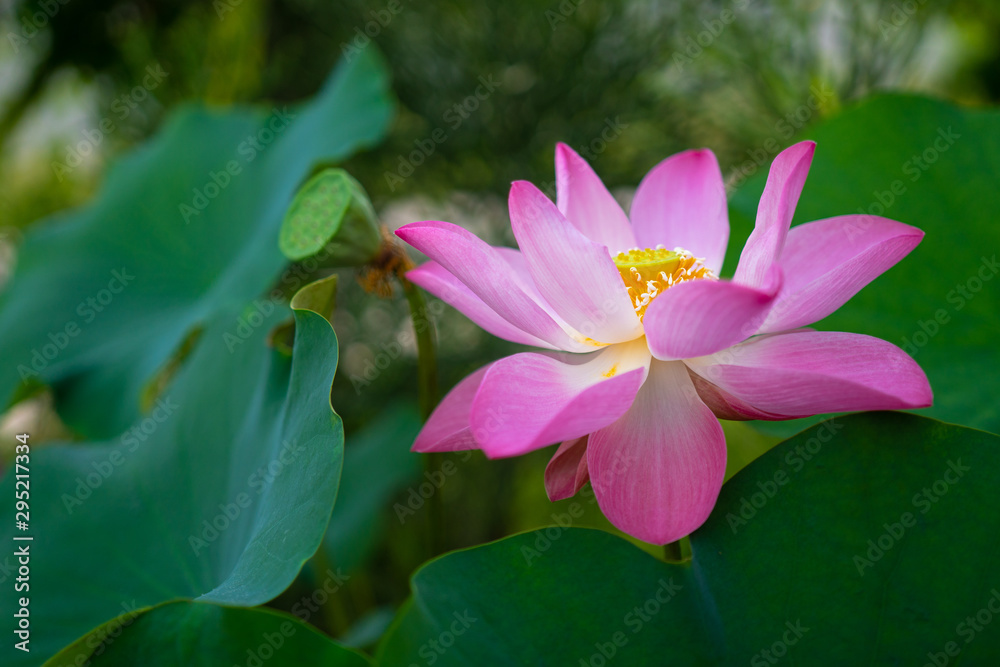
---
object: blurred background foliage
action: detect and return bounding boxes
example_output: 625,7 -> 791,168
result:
2,0 -> 1000,649
4,0 -> 1000,229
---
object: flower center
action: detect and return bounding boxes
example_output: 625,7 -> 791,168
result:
612,246 -> 716,319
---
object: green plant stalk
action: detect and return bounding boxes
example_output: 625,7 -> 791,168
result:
398,276 -> 446,556
311,546 -> 351,637
399,277 -> 438,421
663,537 -> 692,564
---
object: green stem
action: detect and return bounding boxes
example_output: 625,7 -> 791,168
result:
311,547 -> 350,637
400,277 -> 438,420
663,537 -> 692,564
398,275 -> 445,555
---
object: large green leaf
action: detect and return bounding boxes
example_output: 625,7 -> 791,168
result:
0,49 -> 393,438
0,278 -> 345,666
726,95 -> 1000,434
45,601 -> 371,667
378,413 -> 1000,664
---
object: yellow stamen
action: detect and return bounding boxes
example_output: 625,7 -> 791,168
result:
602,363 -> 619,378
612,246 -> 716,319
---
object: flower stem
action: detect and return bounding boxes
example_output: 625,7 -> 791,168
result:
362,226 -> 439,418
311,546 -> 350,637
396,266 -> 444,555
663,537 -> 692,563
400,276 -> 438,420
359,228 -> 445,558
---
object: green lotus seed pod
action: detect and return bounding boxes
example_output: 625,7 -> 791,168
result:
279,169 -> 381,266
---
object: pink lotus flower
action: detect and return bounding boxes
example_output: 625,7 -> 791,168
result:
396,141 -> 932,545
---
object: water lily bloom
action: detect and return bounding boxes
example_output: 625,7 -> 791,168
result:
396,140 -> 932,545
